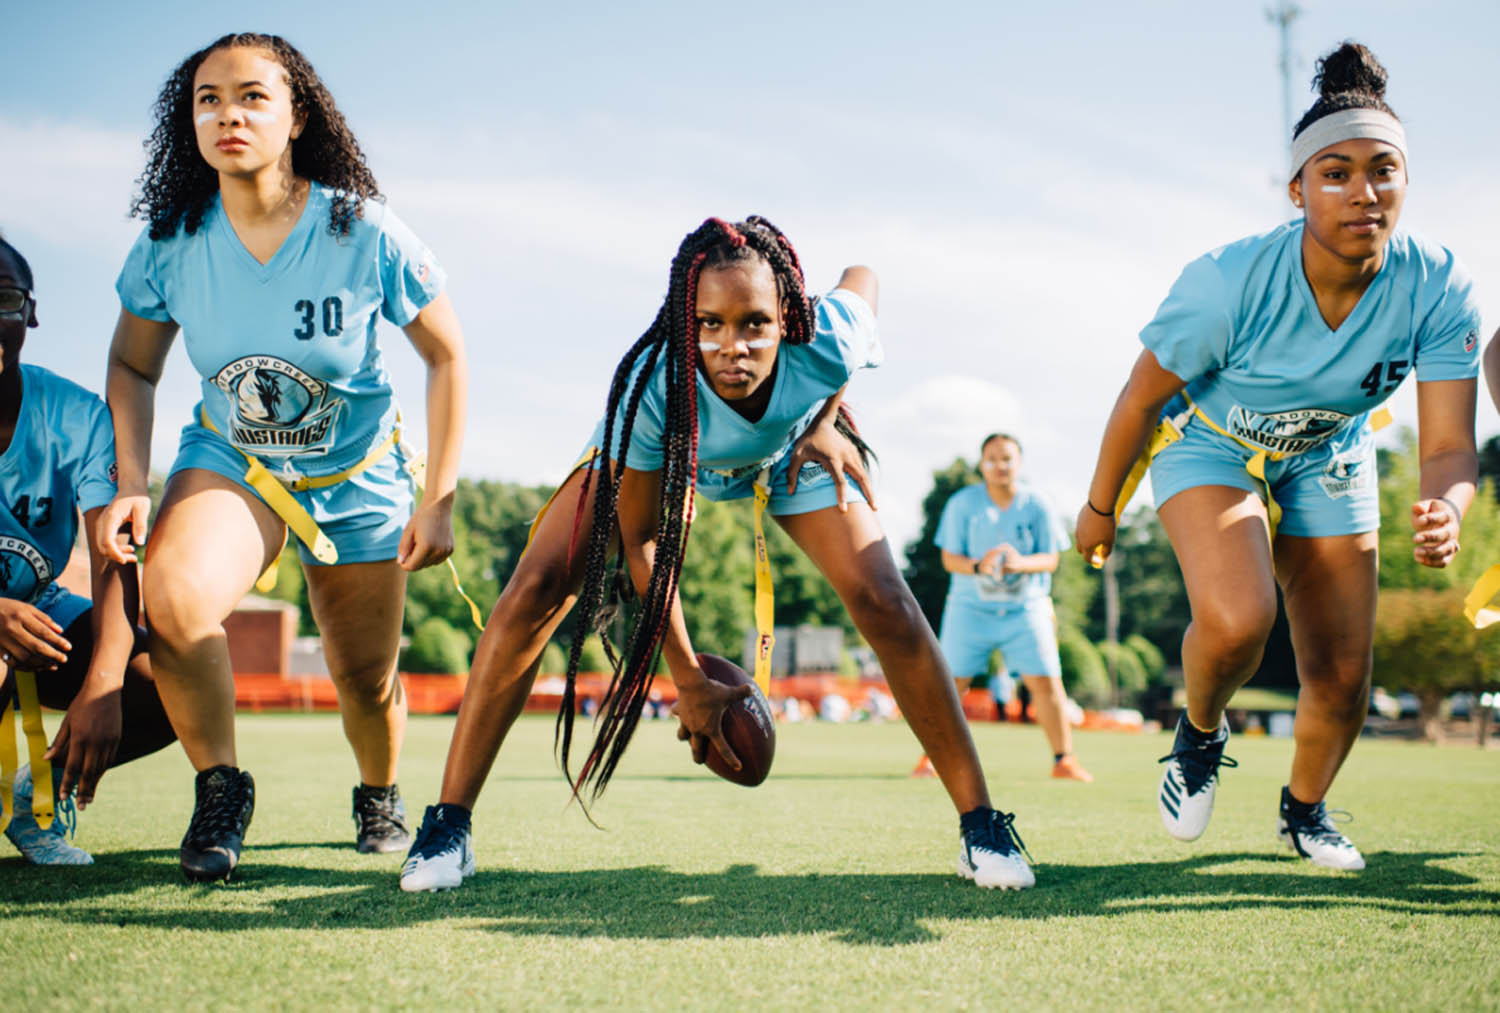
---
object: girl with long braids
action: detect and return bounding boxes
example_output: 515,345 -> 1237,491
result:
98,33 -> 468,882
1076,42 -> 1481,870
401,216 -> 1033,893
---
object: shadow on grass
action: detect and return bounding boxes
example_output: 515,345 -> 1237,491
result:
1,849 -> 1494,945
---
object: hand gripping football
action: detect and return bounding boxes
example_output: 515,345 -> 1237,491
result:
695,653 -> 776,787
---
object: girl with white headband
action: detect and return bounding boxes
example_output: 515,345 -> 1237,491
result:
1074,42 -> 1481,870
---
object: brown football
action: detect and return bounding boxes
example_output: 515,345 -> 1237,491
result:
695,653 -> 776,787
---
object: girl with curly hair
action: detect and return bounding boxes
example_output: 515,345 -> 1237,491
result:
98,33 -> 469,882
400,216 -> 1033,894
1076,41 -> 1481,870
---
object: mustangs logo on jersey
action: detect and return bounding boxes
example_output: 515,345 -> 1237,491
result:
1225,406 -> 1350,456
0,535 -> 54,604
1318,447 -> 1372,500
213,356 -> 342,458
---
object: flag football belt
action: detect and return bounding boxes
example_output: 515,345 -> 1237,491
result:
201,409 -> 483,632
529,453 -> 776,695
1097,396 -> 1392,567
1463,567 -> 1500,629
1,669 -> 54,834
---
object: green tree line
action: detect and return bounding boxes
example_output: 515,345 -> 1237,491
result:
256,478 -> 856,673
182,428 -> 1500,724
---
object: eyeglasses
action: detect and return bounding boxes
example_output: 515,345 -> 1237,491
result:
0,288 -> 31,319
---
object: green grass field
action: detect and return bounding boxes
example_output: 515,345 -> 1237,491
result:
3,714 -> 1497,1011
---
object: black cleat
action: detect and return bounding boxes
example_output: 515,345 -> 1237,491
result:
353,783 -> 411,854
180,766 -> 255,883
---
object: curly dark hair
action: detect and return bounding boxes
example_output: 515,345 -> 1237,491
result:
130,32 -> 380,240
1292,41 -> 1398,141
558,216 -> 842,801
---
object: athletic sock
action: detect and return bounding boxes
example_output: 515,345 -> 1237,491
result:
959,807 -> 994,834
433,802 -> 472,830
1054,753 -> 1065,764
1280,785 -> 1319,817
1183,715 -> 1226,743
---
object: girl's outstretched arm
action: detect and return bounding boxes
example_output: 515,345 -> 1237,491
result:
399,291 -> 468,571
1075,349 -> 1185,563
48,505 -> 138,807
99,309 -> 178,564
1411,377 -> 1477,569
615,466 -> 750,769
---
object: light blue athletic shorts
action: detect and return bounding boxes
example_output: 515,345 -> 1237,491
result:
1149,406 -> 1379,538
939,597 -> 1062,679
169,423 -> 415,565
579,444 -> 871,516
32,585 -> 92,631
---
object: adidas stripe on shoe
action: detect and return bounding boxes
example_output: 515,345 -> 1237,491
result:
1158,714 -> 1236,842
400,804 -> 476,892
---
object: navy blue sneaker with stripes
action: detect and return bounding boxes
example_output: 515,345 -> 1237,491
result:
1277,786 -> 1365,870
1157,714 -> 1236,842
957,807 -> 1035,890
399,804 -> 475,892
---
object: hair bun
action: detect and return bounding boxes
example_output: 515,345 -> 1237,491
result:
1313,41 -> 1388,100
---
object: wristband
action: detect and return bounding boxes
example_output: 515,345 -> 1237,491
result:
1086,499 -> 1113,518
1438,496 -> 1462,524
971,559 -> 981,575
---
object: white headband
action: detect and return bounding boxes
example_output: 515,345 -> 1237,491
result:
1288,107 -> 1407,180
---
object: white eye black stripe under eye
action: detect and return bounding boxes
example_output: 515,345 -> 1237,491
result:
698,338 -> 776,352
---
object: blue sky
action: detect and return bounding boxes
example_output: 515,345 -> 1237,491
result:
4,1 -> 1497,548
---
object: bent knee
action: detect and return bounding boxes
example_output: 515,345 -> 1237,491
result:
330,660 -> 402,708
1191,596 -> 1276,664
143,567 -> 232,643
497,556 -> 580,619
1299,654 -> 1371,708
845,577 -> 926,638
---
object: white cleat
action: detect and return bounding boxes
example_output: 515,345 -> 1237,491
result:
399,805 -> 476,892
1278,797 -> 1365,871
958,809 -> 1035,891
1157,715 -> 1236,842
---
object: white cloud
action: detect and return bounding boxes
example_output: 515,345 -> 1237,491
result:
7,100 -> 1497,559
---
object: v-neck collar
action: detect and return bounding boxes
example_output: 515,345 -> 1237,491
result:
1294,228 -> 1389,337
697,352 -> 788,433
984,485 -> 1017,512
213,187 -> 320,283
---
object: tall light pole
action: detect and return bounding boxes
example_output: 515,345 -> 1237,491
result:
1266,3 -> 1302,146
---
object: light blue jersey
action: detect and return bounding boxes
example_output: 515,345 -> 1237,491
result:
0,365 -> 117,630
588,288 -> 881,502
116,187 -> 445,480
936,483 -> 1061,609
1142,221 -> 1481,455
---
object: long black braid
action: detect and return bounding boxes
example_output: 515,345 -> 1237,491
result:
131,32 -> 381,240
558,216 -> 817,802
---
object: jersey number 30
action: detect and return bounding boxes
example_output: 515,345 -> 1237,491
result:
293,297 -> 344,340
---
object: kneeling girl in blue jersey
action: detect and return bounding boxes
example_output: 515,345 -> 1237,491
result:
401,217 -> 1033,892
1075,43 -> 1480,870
98,34 -> 469,882
0,237 -> 176,865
